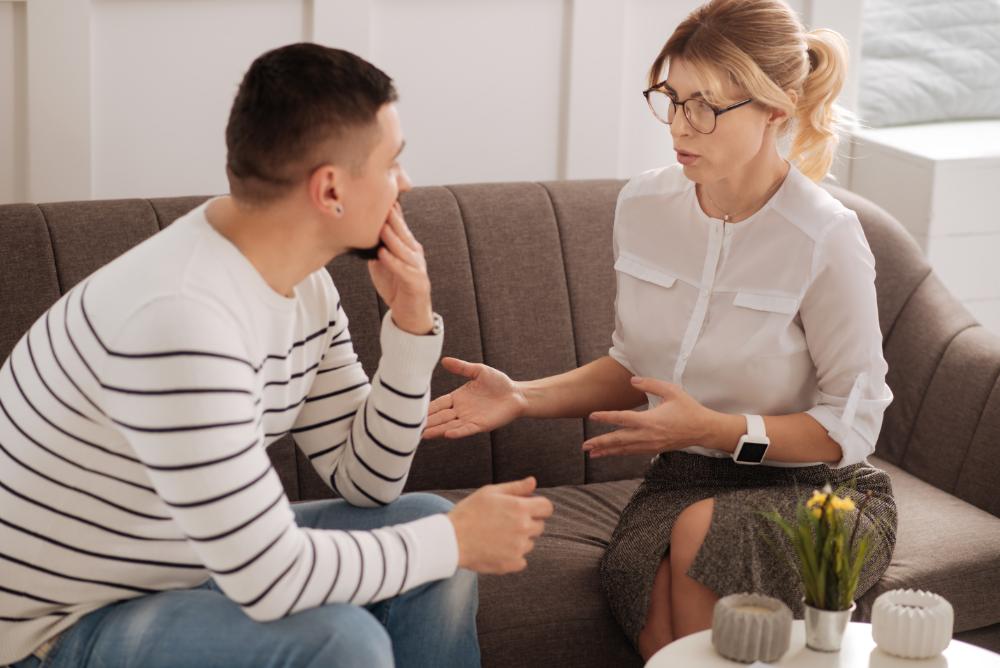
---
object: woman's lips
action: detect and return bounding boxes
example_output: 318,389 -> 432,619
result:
676,150 -> 700,166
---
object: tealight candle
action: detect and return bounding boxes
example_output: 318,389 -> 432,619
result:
711,593 -> 793,664
872,589 -> 953,659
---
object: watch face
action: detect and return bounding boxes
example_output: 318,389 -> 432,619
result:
735,440 -> 768,463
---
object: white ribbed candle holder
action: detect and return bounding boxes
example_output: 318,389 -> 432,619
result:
711,593 -> 793,663
872,589 -> 953,659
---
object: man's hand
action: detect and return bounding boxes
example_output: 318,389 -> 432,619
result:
368,202 -> 434,335
448,476 -> 554,574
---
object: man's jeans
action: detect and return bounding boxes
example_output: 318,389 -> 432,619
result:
12,493 -> 480,668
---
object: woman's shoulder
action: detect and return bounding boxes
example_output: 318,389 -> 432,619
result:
772,166 -> 859,241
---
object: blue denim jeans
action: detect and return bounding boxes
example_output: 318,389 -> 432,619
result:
12,493 -> 479,668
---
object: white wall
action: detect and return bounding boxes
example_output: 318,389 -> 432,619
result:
0,0 -> 855,203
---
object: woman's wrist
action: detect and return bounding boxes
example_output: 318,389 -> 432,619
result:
701,410 -> 746,454
513,380 -> 537,419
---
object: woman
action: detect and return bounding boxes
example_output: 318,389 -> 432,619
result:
423,0 -> 896,660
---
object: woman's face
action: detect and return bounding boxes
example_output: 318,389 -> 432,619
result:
663,58 -> 774,184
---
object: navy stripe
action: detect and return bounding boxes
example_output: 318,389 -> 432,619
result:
0,552 -> 159,595
46,306 -> 102,417
304,380 -> 369,404
185,490 -> 284,542
0,478 -> 184,542
0,517 -> 201,570
26,326 -> 92,423
374,407 -> 423,430
345,532 -> 365,604
321,533 -> 343,603
144,438 -> 258,472
0,585 -> 69,607
283,533 -> 317,616
161,463 -> 272,509
0,392 -> 156,493
211,525 -> 290,577
363,400 -> 416,458
232,554 -> 298,609
306,439 -> 347,461
394,529 -> 410,597
8,354 -> 142,466
370,531 -> 388,604
349,433 -> 405,483
0,438 -> 171,521
290,410 -> 354,435
378,377 -> 427,399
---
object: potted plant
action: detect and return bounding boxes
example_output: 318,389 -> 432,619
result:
763,483 -> 875,651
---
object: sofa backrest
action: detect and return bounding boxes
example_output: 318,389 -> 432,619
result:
2,181 -> 998,515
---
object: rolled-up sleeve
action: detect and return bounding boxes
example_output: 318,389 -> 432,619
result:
801,211 -> 893,468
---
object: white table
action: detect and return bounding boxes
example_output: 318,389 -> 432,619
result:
646,621 -> 1000,668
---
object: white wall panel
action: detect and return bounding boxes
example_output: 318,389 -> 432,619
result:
91,0 -> 305,199
0,0 -> 858,203
369,0 -> 566,186
0,1 -> 25,204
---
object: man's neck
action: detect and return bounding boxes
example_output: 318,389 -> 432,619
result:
206,196 -> 330,298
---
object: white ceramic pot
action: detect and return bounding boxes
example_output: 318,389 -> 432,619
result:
872,589 -> 953,659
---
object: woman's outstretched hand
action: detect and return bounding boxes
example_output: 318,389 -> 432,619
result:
583,376 -> 717,458
423,357 -> 527,439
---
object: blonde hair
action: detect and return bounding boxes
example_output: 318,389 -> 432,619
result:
649,0 -> 849,182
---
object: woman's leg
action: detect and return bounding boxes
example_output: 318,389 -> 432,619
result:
669,497 -> 719,639
637,554 -> 673,661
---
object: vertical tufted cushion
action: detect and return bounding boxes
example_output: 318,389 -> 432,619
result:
445,182 -> 586,487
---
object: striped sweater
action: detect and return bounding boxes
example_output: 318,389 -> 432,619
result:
0,200 -> 456,665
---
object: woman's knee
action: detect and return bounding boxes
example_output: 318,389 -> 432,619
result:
670,497 -> 715,563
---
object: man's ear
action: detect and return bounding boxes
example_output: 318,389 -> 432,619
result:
308,165 -> 344,217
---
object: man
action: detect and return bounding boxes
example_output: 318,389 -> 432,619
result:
0,43 -> 553,667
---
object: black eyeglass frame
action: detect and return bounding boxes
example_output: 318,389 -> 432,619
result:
642,79 -> 754,134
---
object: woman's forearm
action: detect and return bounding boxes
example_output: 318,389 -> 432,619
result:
517,356 -> 647,420
702,411 -> 843,464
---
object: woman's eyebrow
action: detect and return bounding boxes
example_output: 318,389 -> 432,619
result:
664,83 -> 706,100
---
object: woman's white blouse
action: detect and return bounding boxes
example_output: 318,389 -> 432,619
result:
609,163 -> 893,468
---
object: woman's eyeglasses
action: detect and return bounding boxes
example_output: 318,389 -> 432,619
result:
642,81 -> 753,134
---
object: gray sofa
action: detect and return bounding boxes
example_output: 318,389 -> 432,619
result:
2,180 -> 999,667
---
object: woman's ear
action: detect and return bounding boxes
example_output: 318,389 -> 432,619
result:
770,89 -> 799,126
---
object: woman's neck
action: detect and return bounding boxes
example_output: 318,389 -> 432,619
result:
698,152 -> 790,223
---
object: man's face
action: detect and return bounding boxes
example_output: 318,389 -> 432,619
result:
341,103 -> 412,260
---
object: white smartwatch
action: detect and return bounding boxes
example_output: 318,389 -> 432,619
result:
732,414 -> 769,465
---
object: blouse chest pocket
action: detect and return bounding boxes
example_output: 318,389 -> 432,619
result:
614,252 -> 678,289
732,290 -> 799,315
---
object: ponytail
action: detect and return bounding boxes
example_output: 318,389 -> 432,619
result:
789,29 -> 849,181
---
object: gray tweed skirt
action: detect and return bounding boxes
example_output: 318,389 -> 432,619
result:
599,451 -> 897,647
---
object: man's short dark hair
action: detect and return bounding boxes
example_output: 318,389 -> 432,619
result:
225,43 -> 398,203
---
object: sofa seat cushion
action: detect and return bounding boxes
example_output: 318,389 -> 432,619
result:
437,480 -> 644,668
859,457 -> 1000,633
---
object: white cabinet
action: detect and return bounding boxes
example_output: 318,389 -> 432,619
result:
847,120 -> 1000,331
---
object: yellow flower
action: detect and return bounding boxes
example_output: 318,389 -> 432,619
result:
806,490 -> 827,509
831,496 -> 856,512
805,488 -> 855,513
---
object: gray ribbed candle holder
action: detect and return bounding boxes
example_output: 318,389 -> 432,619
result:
711,593 -> 793,664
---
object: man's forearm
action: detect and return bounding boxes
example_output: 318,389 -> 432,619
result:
518,356 -> 647,420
